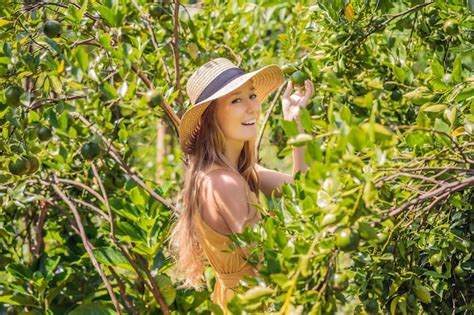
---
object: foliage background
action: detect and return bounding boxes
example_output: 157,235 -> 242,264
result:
0,0 -> 473,314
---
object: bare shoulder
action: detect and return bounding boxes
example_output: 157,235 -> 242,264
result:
199,168 -> 250,234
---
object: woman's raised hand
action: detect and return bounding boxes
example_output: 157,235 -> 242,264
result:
281,80 -> 315,122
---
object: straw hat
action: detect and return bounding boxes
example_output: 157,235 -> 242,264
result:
180,58 -> 284,154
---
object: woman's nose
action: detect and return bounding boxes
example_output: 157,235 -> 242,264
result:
246,98 -> 259,114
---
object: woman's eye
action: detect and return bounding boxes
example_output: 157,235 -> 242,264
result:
250,93 -> 257,99
231,98 -> 241,104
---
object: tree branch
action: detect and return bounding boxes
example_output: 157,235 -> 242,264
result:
91,162 -> 115,237
50,178 -> 123,315
70,112 -> 177,212
256,85 -> 285,160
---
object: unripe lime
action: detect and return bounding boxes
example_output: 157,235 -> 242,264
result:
336,228 -> 359,251
364,299 -> 378,313
26,155 -> 39,174
37,126 -> 52,141
43,20 -> 62,38
443,19 -> 459,36
5,86 -> 23,107
332,273 -> 349,291
429,253 -> 443,267
146,90 -> 164,108
81,142 -> 101,160
291,70 -> 309,86
391,89 -> 403,101
454,264 -> 467,277
8,158 -> 30,176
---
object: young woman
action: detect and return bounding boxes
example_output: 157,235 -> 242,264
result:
170,58 -> 314,312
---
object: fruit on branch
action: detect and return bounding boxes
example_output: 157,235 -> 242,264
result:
336,228 -> 360,251
291,70 -> 309,87
5,86 -> 23,107
8,157 -> 30,176
390,89 -> 403,101
146,90 -> 164,108
331,272 -> 349,291
81,142 -> 101,160
43,20 -> 62,38
25,155 -> 39,174
37,126 -> 52,141
443,19 -> 459,36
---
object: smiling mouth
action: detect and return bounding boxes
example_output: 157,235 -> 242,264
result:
242,119 -> 256,126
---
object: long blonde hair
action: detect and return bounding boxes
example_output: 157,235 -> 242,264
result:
169,100 -> 259,289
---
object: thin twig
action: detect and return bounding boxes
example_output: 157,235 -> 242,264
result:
131,63 -> 181,134
71,112 -> 177,212
374,176 -> 474,225
171,0 -> 183,105
51,178 -> 123,315
91,162 -> 115,237
256,85 -> 285,159
109,267 -> 139,315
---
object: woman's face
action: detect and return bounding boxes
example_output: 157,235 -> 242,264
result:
215,80 -> 261,146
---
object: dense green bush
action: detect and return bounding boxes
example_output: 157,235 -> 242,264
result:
0,0 -> 473,314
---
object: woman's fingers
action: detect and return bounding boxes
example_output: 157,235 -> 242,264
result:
282,80 -> 293,99
297,80 -> 314,107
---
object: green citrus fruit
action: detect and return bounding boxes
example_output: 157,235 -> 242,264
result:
429,253 -> 443,267
391,89 -> 403,101
8,158 -> 30,176
376,232 -> 388,244
336,228 -> 359,251
332,273 -> 349,291
81,142 -> 101,160
146,90 -> 164,108
364,299 -> 378,313
454,264 -> 467,277
443,19 -> 459,36
358,222 -> 377,241
37,127 -> 52,141
5,86 -> 23,107
26,156 -> 39,174
291,70 -> 309,86
43,20 -> 62,38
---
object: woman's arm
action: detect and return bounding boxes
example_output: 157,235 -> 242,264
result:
257,79 -> 314,197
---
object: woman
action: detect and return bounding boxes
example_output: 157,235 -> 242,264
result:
170,58 -> 314,312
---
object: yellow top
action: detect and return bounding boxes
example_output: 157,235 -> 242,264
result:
195,166 -> 260,314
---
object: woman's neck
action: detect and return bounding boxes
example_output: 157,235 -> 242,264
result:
222,140 -> 244,171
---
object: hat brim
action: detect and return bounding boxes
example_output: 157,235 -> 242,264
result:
179,64 -> 284,154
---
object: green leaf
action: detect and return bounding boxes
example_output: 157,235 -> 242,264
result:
6,263 -> 33,280
95,4 -> 118,27
434,118 -> 450,134
280,120 -> 299,137
422,103 -> 447,113
452,55 -> 463,83
93,247 -> 134,272
155,275 -> 176,306
0,295 -> 36,307
431,59 -> 444,78
69,302 -> 116,315
75,47 -> 89,72
352,93 -> 373,108
129,186 -> 146,207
